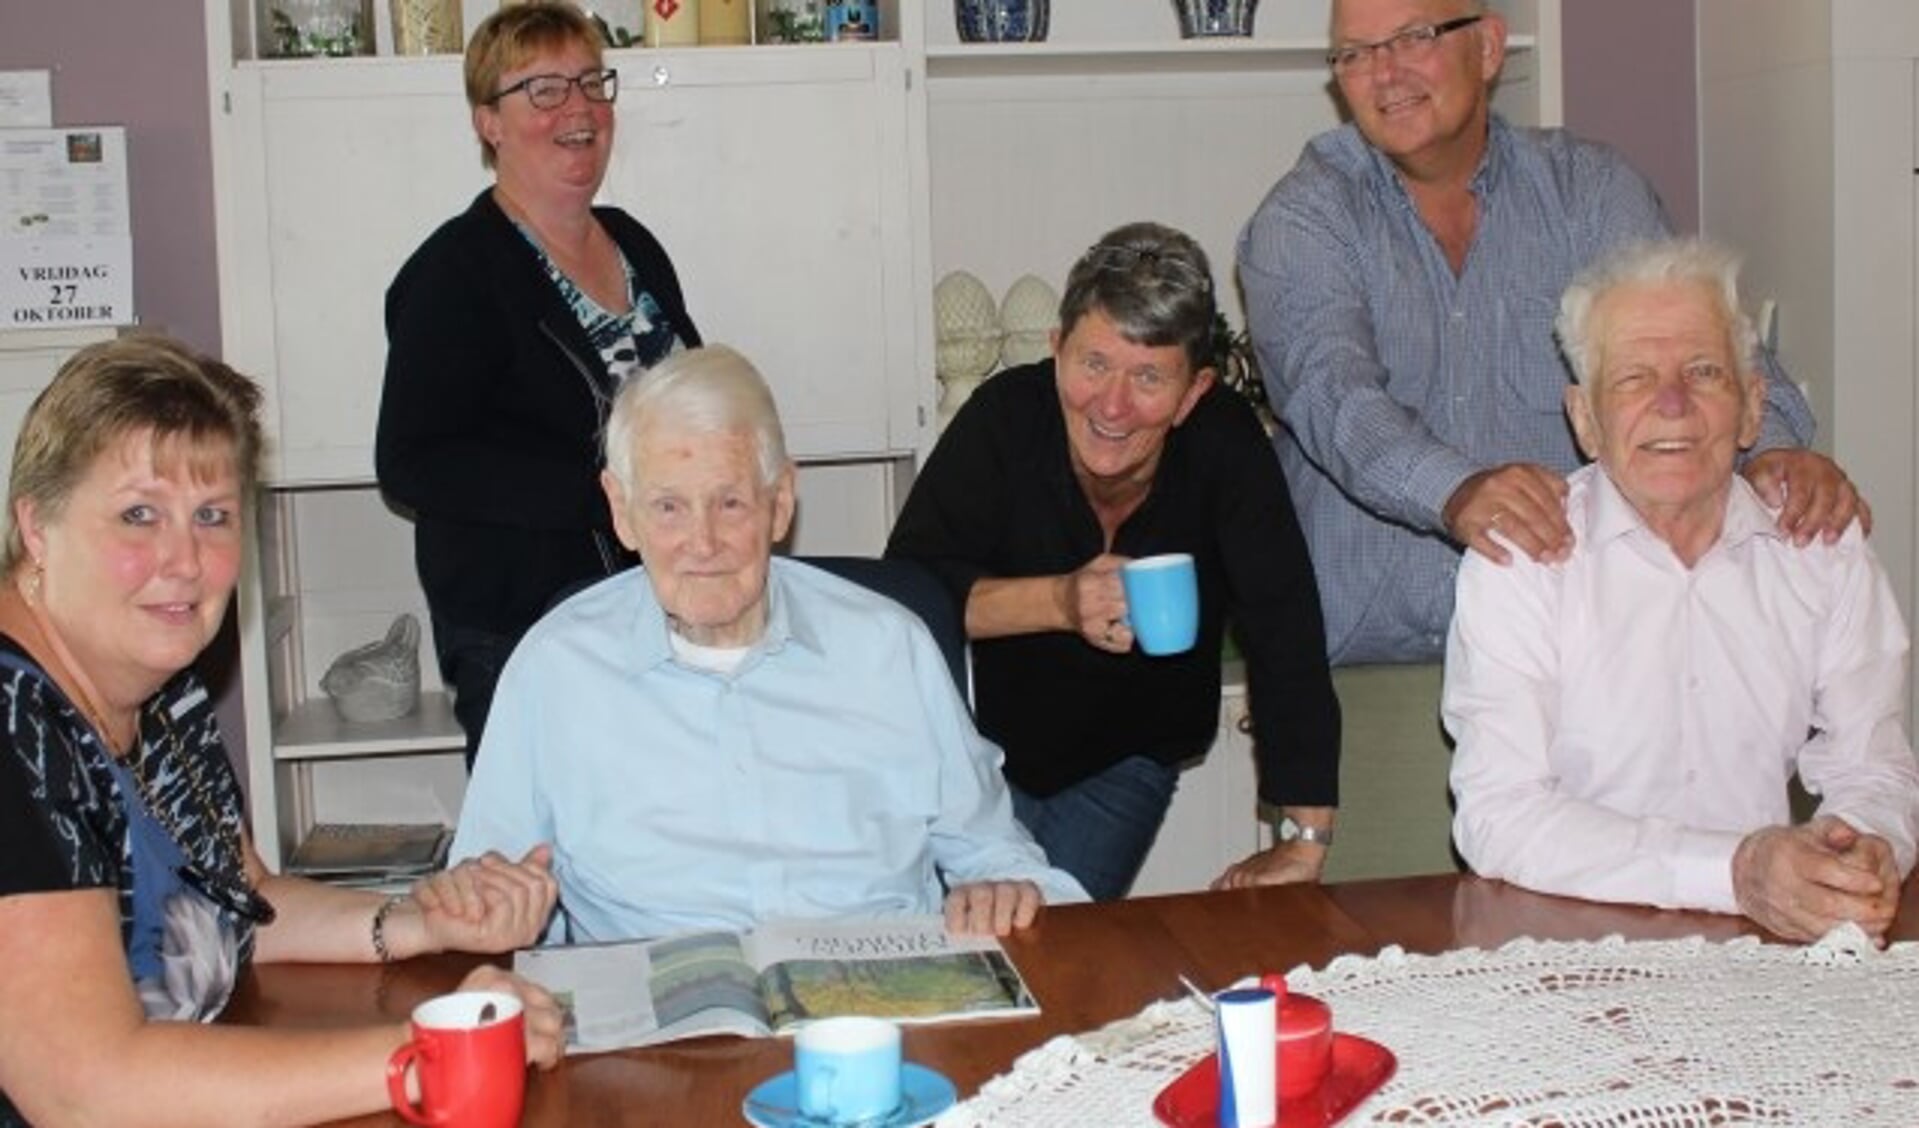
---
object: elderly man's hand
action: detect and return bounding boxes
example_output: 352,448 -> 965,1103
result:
1742,449 -> 1870,545
1058,554 -> 1132,654
1210,840 -> 1327,890
943,881 -> 1044,936
413,846 -> 559,955
1442,463 -> 1572,566
1731,817 -> 1900,944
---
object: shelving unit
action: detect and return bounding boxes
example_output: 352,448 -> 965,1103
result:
206,0 -> 1560,889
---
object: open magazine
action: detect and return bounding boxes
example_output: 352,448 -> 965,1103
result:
513,915 -> 1038,1053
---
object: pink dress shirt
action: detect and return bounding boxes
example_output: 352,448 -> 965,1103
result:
1446,464 -> 1919,913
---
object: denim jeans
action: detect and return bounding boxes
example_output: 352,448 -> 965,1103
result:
1011,755 -> 1180,901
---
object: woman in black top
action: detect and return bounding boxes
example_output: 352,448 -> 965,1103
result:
888,223 -> 1340,900
377,2 -> 699,766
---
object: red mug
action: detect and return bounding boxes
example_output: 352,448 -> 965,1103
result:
386,990 -> 527,1128
1261,973 -> 1333,1098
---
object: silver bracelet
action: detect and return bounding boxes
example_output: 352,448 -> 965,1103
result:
371,894 -> 407,963
1276,816 -> 1335,847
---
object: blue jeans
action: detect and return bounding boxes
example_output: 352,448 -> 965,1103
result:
1011,755 -> 1180,901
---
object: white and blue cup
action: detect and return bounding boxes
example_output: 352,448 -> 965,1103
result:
1121,553 -> 1200,656
796,1015 -> 903,1125
1215,986 -> 1278,1128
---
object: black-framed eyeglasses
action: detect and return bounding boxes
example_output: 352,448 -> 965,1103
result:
1327,14 -> 1483,74
488,67 -> 620,110
1080,244 -> 1213,296
178,862 -> 277,926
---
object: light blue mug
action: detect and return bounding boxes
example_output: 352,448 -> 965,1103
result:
1121,553 -> 1200,656
796,1016 -> 902,1125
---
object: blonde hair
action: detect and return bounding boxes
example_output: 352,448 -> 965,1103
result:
464,1 -> 604,169
5,334 -> 265,571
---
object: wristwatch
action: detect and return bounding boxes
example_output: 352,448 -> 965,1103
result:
1276,816 -> 1334,847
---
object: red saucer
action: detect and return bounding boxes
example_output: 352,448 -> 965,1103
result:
1151,1033 -> 1396,1128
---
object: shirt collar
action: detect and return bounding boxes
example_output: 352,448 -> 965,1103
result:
628,559 -> 829,675
1579,462 -> 1784,555
1363,112 -> 1510,208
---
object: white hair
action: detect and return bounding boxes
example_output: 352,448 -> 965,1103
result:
1556,237 -> 1761,395
602,344 -> 790,495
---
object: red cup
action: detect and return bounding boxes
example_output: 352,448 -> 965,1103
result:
1261,973 -> 1333,1098
386,990 -> 526,1128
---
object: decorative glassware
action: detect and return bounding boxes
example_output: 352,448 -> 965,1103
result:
256,0 -> 375,57
390,0 -> 462,54
586,1 -> 645,46
755,0 -> 825,42
954,0 -> 1050,43
1173,0 -> 1260,38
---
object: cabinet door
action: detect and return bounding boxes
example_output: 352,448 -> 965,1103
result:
219,46 -> 920,483
604,46 -> 921,458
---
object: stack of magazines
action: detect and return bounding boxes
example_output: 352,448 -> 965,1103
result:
287,822 -> 453,888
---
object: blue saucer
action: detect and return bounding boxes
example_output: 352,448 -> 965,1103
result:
742,1062 -> 958,1128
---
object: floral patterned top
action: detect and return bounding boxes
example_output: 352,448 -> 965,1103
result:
0,637 -> 257,1126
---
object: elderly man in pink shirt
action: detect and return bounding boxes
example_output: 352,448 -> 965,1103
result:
1445,238 -> 1919,943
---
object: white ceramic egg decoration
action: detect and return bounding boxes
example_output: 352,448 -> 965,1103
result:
998,274 -> 1058,367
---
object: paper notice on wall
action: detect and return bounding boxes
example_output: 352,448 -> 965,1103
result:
0,72 -> 52,128
0,126 -> 133,330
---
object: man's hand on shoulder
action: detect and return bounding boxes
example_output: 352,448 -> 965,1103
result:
943,880 -> 1044,937
1443,464 -> 1572,566
1731,816 -> 1899,944
1742,449 -> 1871,546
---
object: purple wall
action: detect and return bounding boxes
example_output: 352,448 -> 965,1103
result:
0,0 -> 238,763
0,0 -> 222,353
1561,0 -> 1700,233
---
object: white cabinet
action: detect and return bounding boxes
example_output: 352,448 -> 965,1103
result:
206,0 -> 1561,873
1697,0 -> 1919,714
0,328 -> 118,497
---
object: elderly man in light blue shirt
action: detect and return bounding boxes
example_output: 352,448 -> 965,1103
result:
451,344 -> 1086,942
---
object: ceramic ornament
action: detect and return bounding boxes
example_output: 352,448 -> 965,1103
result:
998,273 -> 1058,367
933,270 -> 1003,427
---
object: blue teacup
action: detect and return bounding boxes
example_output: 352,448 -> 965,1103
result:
1121,553 -> 1199,656
796,1016 -> 902,1125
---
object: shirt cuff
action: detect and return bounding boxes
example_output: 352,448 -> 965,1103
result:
1669,827 -> 1744,914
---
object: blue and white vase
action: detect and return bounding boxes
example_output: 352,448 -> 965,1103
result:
1173,0 -> 1260,37
955,0 -> 1049,43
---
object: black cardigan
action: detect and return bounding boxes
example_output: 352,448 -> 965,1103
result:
375,189 -> 699,642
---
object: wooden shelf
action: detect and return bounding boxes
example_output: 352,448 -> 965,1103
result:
273,689 -> 463,760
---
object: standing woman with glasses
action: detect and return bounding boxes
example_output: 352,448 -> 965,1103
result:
887,223 -> 1341,900
377,1 -> 700,768
0,336 -> 562,1127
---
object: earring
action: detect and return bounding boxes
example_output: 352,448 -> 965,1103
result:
25,561 -> 42,604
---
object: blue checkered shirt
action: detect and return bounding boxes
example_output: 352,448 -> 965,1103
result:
1238,115 -> 1814,665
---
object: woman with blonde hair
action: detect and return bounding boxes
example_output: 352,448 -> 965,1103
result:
0,335 -> 561,1126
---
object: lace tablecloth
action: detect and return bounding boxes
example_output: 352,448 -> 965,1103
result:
936,926 -> 1919,1126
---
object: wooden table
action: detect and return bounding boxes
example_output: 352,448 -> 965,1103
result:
226,873 -> 1919,1126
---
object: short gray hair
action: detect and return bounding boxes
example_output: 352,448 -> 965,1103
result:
1058,222 -> 1218,373
602,344 -> 790,495
1557,237 -> 1760,393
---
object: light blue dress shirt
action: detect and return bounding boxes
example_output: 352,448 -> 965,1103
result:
1238,116 -> 1816,665
450,558 -> 1087,942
